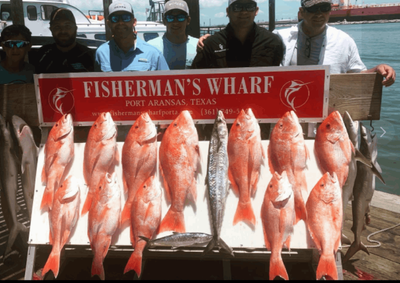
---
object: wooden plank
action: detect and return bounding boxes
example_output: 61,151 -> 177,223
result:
10,0 -> 24,25
329,73 -> 383,120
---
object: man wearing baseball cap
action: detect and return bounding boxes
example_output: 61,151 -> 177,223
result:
95,1 -> 169,72
191,0 -> 284,69
32,8 -> 95,73
274,0 -> 395,86
147,0 -> 199,70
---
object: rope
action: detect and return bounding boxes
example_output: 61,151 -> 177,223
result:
342,223 -> 400,248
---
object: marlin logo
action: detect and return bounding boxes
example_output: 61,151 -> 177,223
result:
280,80 -> 312,111
219,44 -> 223,50
48,87 -> 75,115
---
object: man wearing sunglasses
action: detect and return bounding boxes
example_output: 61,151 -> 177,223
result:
94,1 -> 169,72
32,8 -> 95,73
191,0 -> 284,69
0,24 -> 35,84
275,0 -> 395,86
147,0 -> 199,70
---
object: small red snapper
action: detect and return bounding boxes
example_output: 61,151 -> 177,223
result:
82,112 -> 119,215
42,175 -> 80,278
261,171 -> 295,280
88,172 -> 121,280
228,108 -> 264,227
41,114 -> 74,211
124,176 -> 162,278
268,111 -> 309,224
121,112 -> 157,228
158,110 -> 200,233
306,172 -> 342,280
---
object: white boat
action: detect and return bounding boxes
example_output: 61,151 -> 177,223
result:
0,0 -> 165,42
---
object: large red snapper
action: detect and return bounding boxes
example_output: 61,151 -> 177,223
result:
121,112 -> 157,228
268,111 -> 309,224
306,172 -> 342,280
41,114 -> 74,211
124,176 -> 162,277
88,172 -> 121,280
228,108 -> 264,227
261,171 -> 295,280
314,111 -> 371,189
158,110 -> 200,233
82,112 -> 119,215
42,175 -> 80,278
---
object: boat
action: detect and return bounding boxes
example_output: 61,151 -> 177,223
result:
0,0 -> 165,42
329,0 -> 400,22
297,0 -> 400,23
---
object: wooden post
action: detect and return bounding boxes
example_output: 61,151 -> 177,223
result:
269,0 -> 275,31
10,0 -> 24,26
103,0 -> 112,41
184,0 -> 200,38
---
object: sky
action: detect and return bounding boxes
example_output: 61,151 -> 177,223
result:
68,0 -> 400,26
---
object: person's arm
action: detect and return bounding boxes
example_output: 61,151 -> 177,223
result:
196,34 -> 211,53
361,64 -> 396,87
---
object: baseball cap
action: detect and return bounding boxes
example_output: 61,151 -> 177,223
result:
108,1 -> 134,17
49,8 -> 76,25
301,0 -> 332,8
228,0 -> 257,7
164,0 -> 189,15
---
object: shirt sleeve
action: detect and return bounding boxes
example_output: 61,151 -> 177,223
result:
94,50 -> 103,72
346,37 -> 367,73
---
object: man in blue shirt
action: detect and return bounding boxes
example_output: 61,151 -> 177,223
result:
95,1 -> 169,72
147,0 -> 198,70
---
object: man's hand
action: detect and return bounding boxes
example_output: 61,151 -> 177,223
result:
364,64 -> 396,87
196,34 -> 211,53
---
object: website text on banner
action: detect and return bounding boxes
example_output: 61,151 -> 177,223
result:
34,66 -> 330,126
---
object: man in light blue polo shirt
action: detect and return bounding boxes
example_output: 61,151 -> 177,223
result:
147,0 -> 198,70
95,1 -> 169,72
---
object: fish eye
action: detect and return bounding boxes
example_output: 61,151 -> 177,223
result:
269,185 -> 272,188
135,125 -> 139,129
320,183 -> 324,187
279,123 -> 283,129
326,123 -> 330,129
174,123 -> 177,127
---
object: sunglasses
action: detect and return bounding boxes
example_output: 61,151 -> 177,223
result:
165,14 -> 187,23
109,13 -> 133,23
231,3 -> 257,12
2,40 -> 30,48
304,4 -> 332,13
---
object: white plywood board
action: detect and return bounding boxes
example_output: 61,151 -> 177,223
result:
28,140 -> 323,249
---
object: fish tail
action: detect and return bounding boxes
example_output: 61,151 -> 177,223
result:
40,187 -> 53,211
124,249 -> 143,277
316,254 -> 338,280
81,193 -> 93,215
91,255 -> 105,280
42,250 -> 60,278
202,238 -> 216,256
343,241 -> 370,262
120,201 -> 132,227
294,199 -> 307,224
269,253 -> 289,280
158,208 -> 185,233
233,201 -> 256,226
218,238 -> 234,257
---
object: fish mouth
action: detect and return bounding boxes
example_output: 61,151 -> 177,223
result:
146,124 -> 157,140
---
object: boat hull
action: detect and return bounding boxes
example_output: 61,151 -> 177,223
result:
329,5 -> 400,22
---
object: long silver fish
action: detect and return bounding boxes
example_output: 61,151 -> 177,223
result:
0,114 -> 29,262
341,111 -> 360,245
343,123 -> 385,262
11,115 -> 39,218
204,110 -> 234,256
139,232 -> 213,249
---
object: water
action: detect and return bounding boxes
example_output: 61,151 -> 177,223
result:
332,22 -> 400,196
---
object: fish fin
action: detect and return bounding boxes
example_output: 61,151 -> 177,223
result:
81,192 -> 93,216
120,201 -> 132,228
188,179 -> 197,204
114,145 -> 120,166
262,224 -> 271,250
228,168 -> 239,195
354,148 -> 372,168
343,241 -> 370,263
316,254 -> 338,280
284,235 -> 291,250
130,226 -> 135,247
91,237 -> 112,280
305,143 -> 310,160
40,186 -> 54,211
294,196 -> 307,225
269,253 -> 289,280
218,238 -> 234,257
138,236 -> 150,243
123,244 -> 145,277
159,208 -> 185,233
233,201 -> 256,227
159,165 -> 171,204
42,250 -> 60,278
371,163 -> 385,184
41,165 -> 46,184
122,173 -> 129,195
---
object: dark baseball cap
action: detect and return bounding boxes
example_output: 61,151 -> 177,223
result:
49,8 -> 76,25
301,0 -> 332,8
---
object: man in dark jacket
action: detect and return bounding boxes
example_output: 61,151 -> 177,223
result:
32,8 -> 95,73
191,0 -> 284,69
